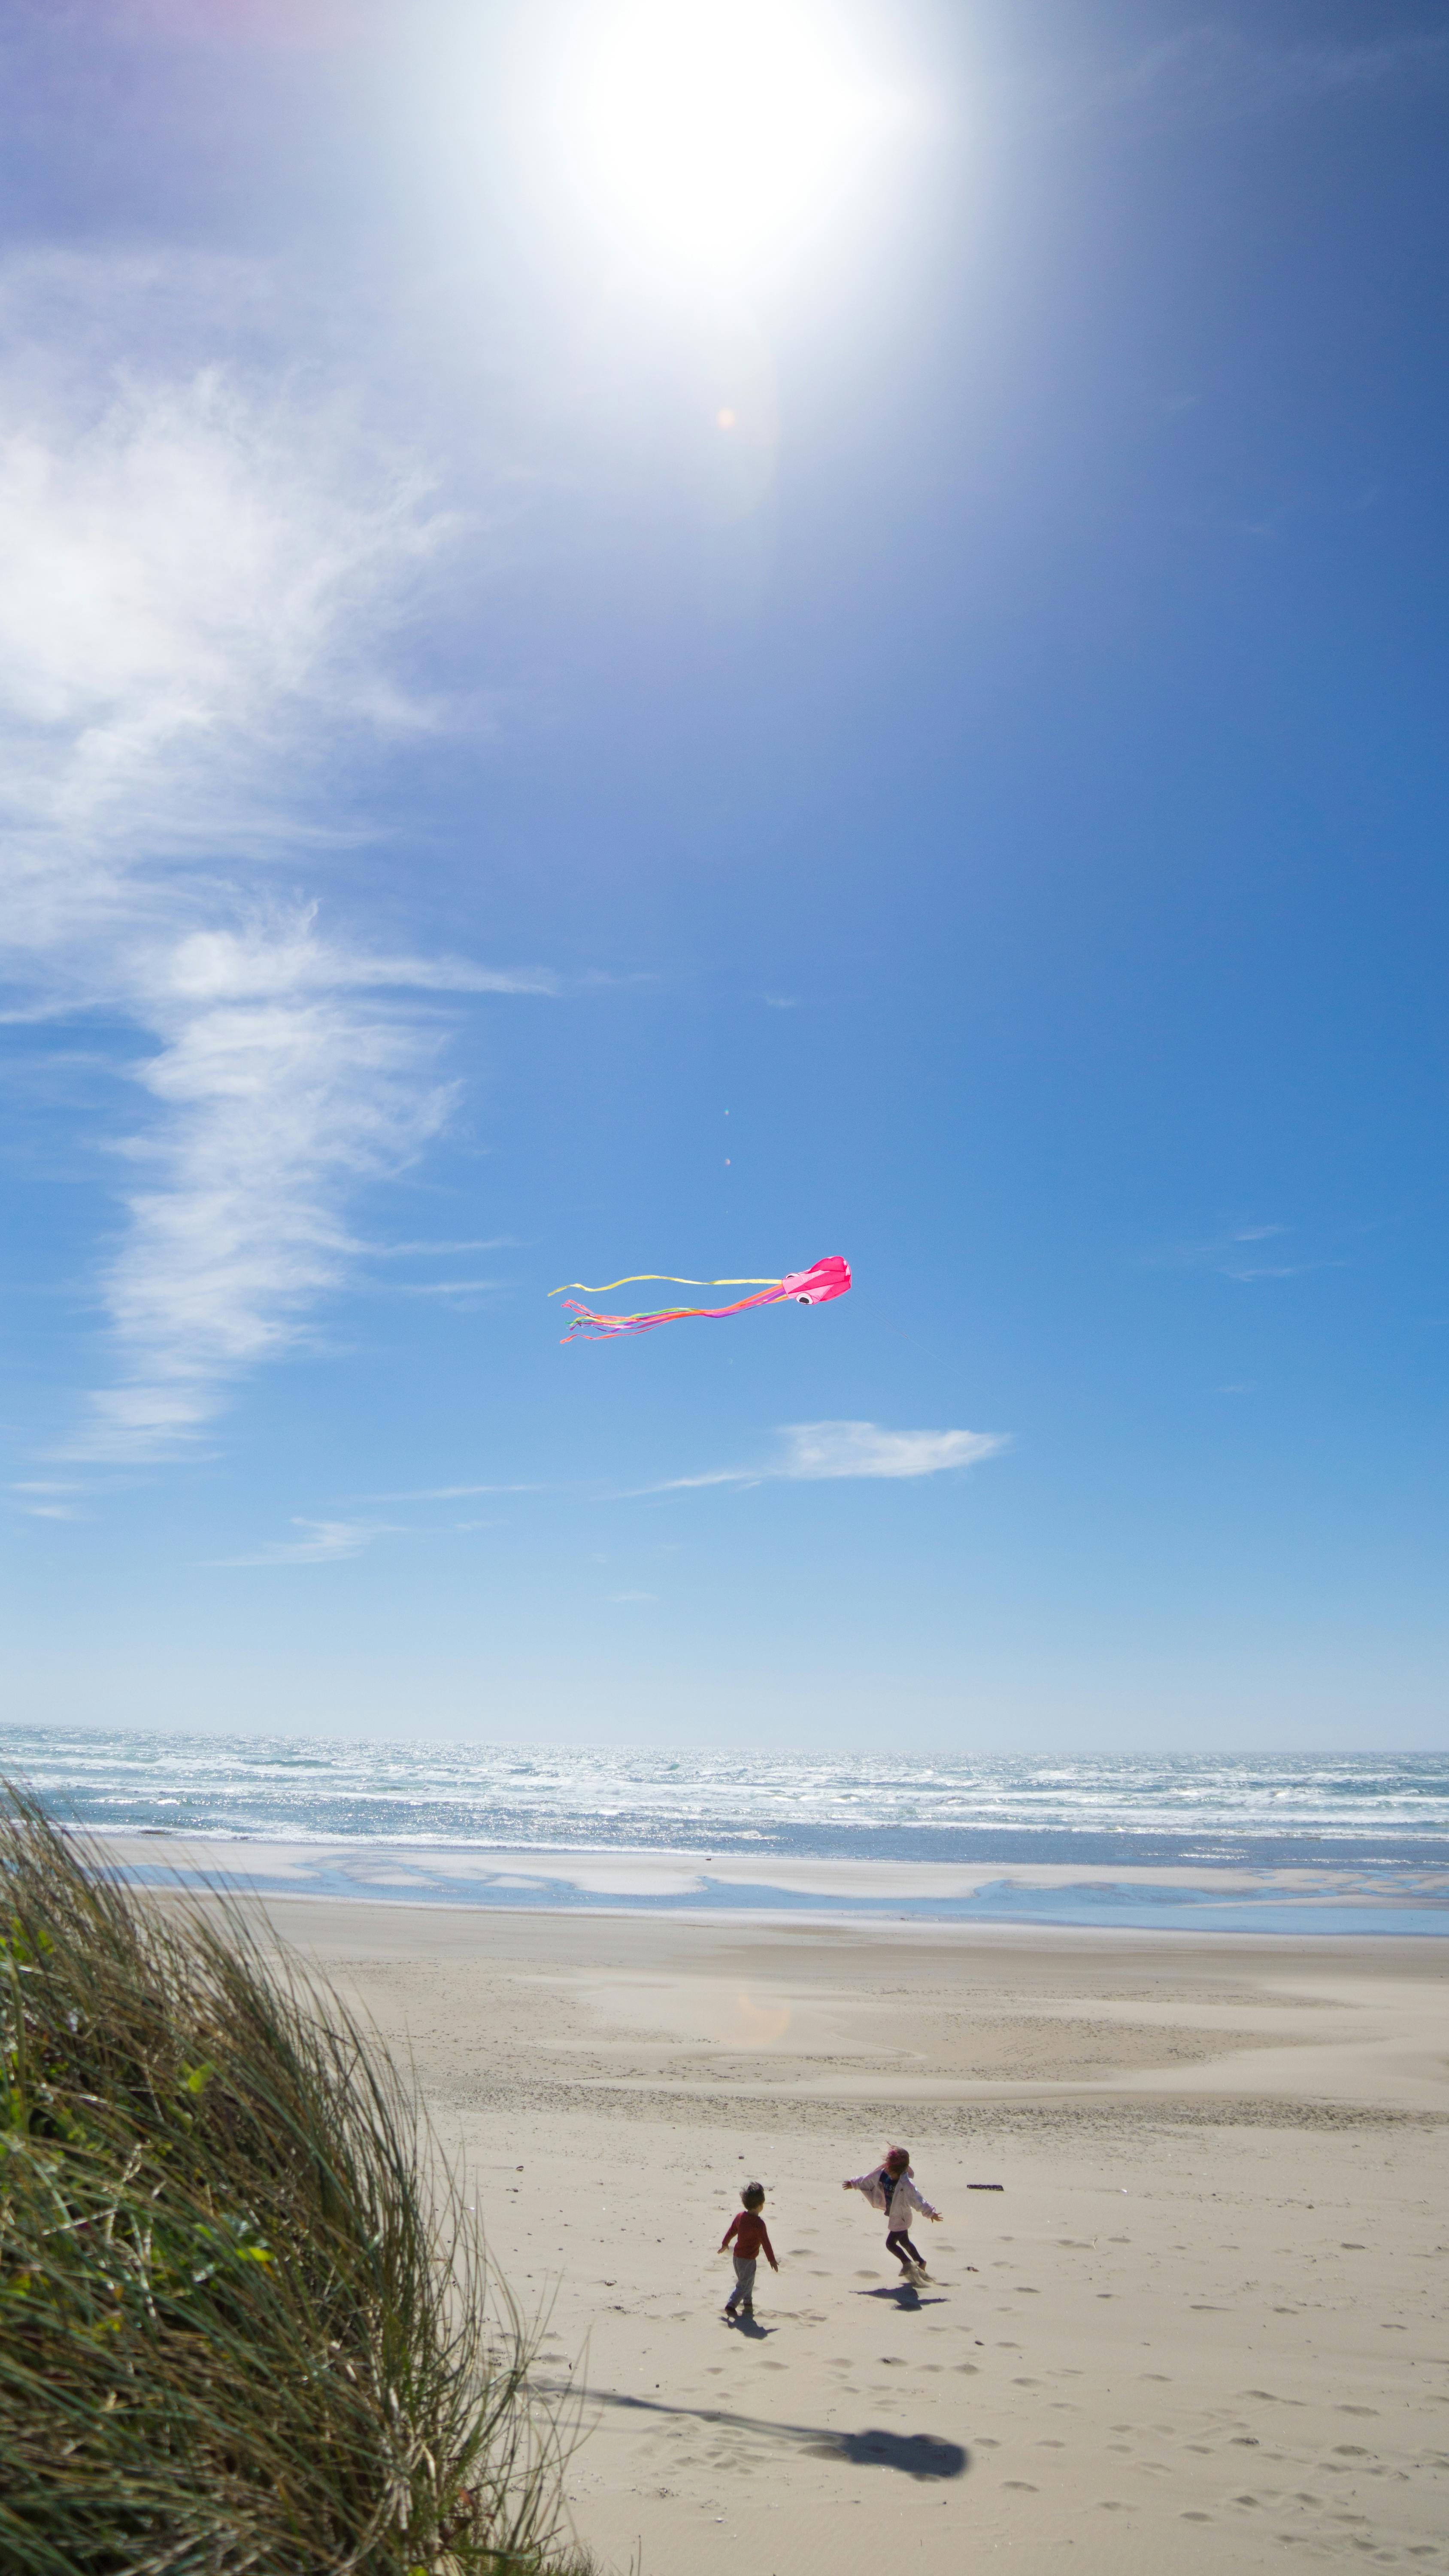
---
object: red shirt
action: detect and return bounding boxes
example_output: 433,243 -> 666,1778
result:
722,2210 -> 776,2264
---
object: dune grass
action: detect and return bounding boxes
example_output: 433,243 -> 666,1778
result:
0,1788 -> 582,2575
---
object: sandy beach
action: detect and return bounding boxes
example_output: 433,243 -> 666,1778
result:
209,1893 -> 1449,2574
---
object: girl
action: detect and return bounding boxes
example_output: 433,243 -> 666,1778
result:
843,2145 -> 941,2278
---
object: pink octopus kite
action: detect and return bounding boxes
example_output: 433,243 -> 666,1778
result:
550,1255 -> 851,1343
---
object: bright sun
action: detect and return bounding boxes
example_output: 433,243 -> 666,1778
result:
559,0 -> 894,274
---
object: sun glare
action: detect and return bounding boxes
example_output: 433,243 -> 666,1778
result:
560,0 -> 895,274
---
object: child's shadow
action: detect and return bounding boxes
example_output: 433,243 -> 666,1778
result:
725,2314 -> 773,2339
857,2284 -> 948,2312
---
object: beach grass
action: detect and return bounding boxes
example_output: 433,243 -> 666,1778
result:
0,1787 -> 583,2575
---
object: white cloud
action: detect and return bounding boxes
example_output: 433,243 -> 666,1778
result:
1151,1223 -> 1332,1285
1219,1258 -> 1313,1283
362,1484 -> 538,1501
212,1517 -> 384,1568
74,959 -> 460,1456
364,1237 -> 523,1258
151,924 -> 556,1006
9,1479 -> 91,1520
391,1278 -> 504,1300
643,1419 -> 1009,1493
779,1421 -> 1008,1479
0,253 -> 546,1460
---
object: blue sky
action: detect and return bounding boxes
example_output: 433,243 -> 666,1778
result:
1,0 -> 1445,1750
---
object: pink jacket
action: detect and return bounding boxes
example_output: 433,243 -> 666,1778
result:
846,2164 -> 939,2225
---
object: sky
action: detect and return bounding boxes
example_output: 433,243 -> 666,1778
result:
0,0 -> 1445,1752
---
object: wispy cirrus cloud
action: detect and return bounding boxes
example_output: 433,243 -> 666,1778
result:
364,1238 -> 523,1258
9,1479 -> 90,1521
389,1279 -> 504,1302
637,1419 -> 1009,1494
361,1483 -> 540,1501
1150,1223 -> 1333,1284
1073,24 -> 1449,131
211,1517 -> 386,1568
0,252 -> 546,1461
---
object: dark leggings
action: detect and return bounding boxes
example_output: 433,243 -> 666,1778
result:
886,2228 -> 924,2267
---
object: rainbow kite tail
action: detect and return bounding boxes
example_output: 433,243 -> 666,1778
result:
553,1255 -> 851,1342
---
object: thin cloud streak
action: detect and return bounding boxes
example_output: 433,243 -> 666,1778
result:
1076,25 -> 1449,131
210,1517 -> 388,1568
1149,1223 -> 1338,1285
361,1483 -> 541,1501
635,1420 -> 1009,1494
363,1237 -> 524,1258
389,1278 -> 503,1299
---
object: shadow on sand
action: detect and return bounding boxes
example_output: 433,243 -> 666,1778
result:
857,2282 -> 949,2311
535,2383 -> 969,2483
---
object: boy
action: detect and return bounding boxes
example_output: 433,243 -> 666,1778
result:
719,2181 -> 779,2317
843,2145 -> 941,2278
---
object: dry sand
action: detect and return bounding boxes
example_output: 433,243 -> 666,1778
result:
249,1900 -> 1447,2574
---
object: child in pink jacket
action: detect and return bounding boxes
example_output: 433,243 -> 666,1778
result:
843,2145 -> 941,2278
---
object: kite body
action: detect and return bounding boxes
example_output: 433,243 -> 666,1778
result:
551,1255 -> 851,1342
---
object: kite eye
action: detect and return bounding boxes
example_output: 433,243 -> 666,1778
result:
795,1293 -> 812,1305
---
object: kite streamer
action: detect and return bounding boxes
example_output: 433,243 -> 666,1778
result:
550,1255 -> 851,1342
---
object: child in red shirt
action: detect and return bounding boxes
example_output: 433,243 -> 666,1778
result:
719,2182 -> 779,2317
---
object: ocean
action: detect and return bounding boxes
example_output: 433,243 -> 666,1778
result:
3,1727 -> 1446,1935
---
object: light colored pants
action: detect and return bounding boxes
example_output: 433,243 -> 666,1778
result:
726,2255 -> 757,2308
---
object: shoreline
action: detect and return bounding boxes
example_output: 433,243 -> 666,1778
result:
102,1831 -> 1449,1937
